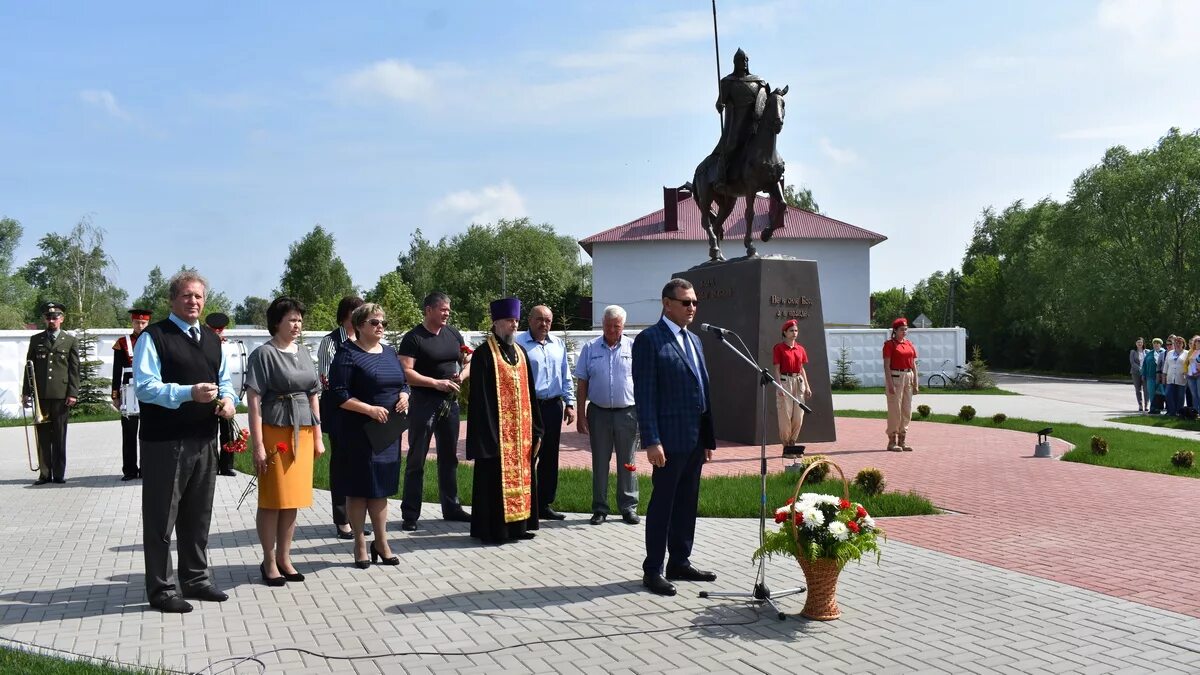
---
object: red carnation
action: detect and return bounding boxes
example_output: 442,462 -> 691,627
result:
793,512 -> 804,525
839,498 -> 851,510
846,520 -> 860,533
784,497 -> 795,505
275,442 -> 288,454
461,345 -> 474,355
623,463 -> 637,472
856,505 -> 867,519
774,511 -> 787,523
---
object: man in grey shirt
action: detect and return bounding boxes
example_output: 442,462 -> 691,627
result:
574,305 -> 639,525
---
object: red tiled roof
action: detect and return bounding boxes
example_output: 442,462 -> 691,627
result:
579,194 -> 886,255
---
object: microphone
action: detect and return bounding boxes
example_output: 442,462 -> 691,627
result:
699,323 -> 731,335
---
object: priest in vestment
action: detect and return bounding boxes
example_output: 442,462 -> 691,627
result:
466,297 -> 543,545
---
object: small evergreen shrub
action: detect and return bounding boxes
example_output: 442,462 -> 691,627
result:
916,404 -> 931,418
1171,450 -> 1195,468
992,413 -> 1007,424
799,455 -> 830,484
853,467 -> 886,495
830,343 -> 860,391
958,405 -> 976,421
1090,435 -> 1108,456
963,345 -> 996,390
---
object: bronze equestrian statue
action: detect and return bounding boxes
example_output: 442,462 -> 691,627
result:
690,48 -> 789,262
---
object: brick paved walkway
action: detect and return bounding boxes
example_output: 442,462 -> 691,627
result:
1,420 -> 1198,673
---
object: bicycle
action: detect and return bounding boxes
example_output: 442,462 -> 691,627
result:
925,359 -> 974,389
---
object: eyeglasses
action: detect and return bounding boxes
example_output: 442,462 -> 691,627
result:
668,297 -> 699,307
44,313 -> 63,319
367,319 -> 388,328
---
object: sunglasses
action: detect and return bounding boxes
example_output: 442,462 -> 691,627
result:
45,313 -> 63,319
367,318 -> 388,328
669,297 -> 699,307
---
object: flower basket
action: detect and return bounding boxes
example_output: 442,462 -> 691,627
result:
790,459 -> 851,620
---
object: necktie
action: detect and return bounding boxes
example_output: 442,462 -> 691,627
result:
189,327 -> 200,343
681,329 -> 706,409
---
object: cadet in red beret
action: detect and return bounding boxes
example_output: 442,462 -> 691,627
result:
773,319 -> 812,458
882,317 -> 918,451
112,309 -> 152,480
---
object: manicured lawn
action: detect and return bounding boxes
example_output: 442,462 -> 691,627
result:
0,647 -> 161,674
1109,413 -> 1200,432
832,386 -> 1017,395
0,409 -> 122,427
839,409 -> 1200,479
231,435 -> 936,519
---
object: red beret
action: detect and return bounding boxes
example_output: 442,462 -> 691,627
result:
781,319 -> 798,332
892,317 -> 908,329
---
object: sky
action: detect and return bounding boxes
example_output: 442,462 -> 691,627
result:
2,0 -> 1198,306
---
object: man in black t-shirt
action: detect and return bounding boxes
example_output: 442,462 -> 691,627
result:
398,291 -> 472,529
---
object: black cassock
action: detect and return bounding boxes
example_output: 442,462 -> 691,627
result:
465,337 -> 543,544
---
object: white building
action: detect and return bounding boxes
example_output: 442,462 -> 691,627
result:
579,195 -> 886,328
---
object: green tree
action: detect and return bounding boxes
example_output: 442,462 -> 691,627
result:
0,217 -> 34,328
18,217 -> 127,328
783,184 -> 821,213
278,225 -> 356,316
132,265 -> 233,324
366,271 -> 422,330
234,296 -> 270,328
870,287 -> 907,328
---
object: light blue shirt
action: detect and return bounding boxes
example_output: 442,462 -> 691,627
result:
133,313 -> 235,409
573,334 -> 635,408
516,331 -> 574,406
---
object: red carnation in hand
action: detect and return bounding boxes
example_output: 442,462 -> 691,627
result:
839,498 -> 851,510
623,463 -> 637,472
275,442 -> 289,454
774,511 -> 788,523
461,345 -> 474,356
856,505 -> 867,519
846,520 -> 860,533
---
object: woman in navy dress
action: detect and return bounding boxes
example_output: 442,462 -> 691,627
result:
327,303 -> 410,568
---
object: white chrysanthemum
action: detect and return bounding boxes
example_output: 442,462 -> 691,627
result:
801,508 -> 824,529
862,515 -> 876,530
827,521 -> 849,541
775,504 -> 793,515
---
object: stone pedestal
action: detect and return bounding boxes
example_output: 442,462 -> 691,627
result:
678,257 -> 834,446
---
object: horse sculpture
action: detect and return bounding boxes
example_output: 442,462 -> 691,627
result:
689,85 -> 789,262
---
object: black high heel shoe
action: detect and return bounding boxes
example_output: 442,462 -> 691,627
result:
276,564 -> 305,582
260,562 -> 286,587
371,542 -> 400,565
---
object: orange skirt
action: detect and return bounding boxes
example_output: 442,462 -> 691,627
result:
258,424 -> 315,509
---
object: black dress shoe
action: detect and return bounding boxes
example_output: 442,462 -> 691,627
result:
539,507 -> 566,520
353,556 -> 371,570
621,511 -> 641,525
33,478 -> 50,486
336,528 -> 354,540
665,565 -> 718,582
642,573 -> 677,596
516,531 -> 536,540
120,475 -> 135,482
280,569 -> 305,582
443,510 -> 472,522
150,596 -> 193,613
260,563 -> 286,587
371,542 -> 400,565
218,469 -> 237,477
401,520 -> 418,532
52,478 -> 66,484
181,586 -> 229,602
589,513 -> 607,525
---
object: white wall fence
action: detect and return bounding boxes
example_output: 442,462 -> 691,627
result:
0,326 -> 967,417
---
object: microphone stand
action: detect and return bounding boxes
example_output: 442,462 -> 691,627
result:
699,327 -> 808,620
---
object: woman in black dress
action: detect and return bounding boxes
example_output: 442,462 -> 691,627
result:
327,303 -> 410,568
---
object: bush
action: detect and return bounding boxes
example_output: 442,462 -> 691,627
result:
992,413 -> 1007,424
1091,435 -> 1108,456
962,345 -> 995,390
830,343 -> 860,391
916,404 -> 931,418
1171,450 -> 1195,468
853,467 -> 886,495
798,455 -> 830,484
958,405 -> 976,421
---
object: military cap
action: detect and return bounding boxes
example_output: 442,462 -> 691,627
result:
204,312 -> 230,329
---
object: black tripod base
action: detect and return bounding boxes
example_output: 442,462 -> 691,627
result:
700,582 -> 806,620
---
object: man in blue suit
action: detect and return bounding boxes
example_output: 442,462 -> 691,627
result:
633,278 -> 718,596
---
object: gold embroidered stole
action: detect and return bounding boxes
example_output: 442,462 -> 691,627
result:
488,334 -> 533,523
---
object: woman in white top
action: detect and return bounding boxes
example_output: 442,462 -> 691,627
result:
1163,336 -> 1188,416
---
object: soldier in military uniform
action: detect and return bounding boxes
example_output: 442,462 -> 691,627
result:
713,48 -> 768,191
206,312 -> 238,477
112,308 -> 152,481
23,302 -> 81,485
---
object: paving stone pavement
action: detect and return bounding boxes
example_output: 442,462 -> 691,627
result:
2,421 -> 1199,674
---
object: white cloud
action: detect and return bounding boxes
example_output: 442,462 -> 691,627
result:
1056,123 -> 1170,142
334,59 -> 435,105
818,137 -> 858,166
1096,0 -> 1200,60
433,182 -> 527,225
79,89 -> 130,120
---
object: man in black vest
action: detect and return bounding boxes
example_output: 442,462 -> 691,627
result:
133,271 -> 237,613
